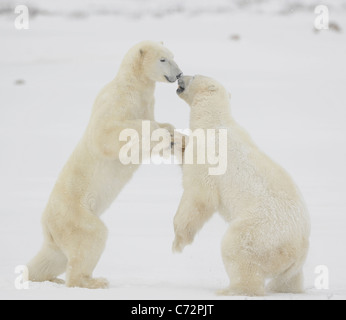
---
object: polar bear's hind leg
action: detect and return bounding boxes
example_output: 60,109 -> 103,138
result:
62,213 -> 109,289
219,224 -> 266,296
27,241 -> 67,284
267,265 -> 304,294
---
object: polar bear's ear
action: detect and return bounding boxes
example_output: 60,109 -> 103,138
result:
208,85 -> 218,92
228,92 -> 232,99
139,48 -> 147,57
159,41 -> 164,45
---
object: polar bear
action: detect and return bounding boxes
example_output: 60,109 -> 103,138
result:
27,41 -> 183,289
173,75 -> 310,296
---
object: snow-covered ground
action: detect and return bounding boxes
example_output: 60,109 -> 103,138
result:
1,1 -> 346,300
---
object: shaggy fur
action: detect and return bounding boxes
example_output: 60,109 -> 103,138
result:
173,75 -> 310,296
27,41 -> 182,288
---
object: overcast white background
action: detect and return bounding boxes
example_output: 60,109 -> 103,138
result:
0,0 -> 345,300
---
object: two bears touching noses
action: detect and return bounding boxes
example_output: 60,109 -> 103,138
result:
26,41 -> 310,296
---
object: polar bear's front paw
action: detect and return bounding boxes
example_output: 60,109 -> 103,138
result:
171,132 -> 187,151
172,237 -> 185,253
159,123 -> 176,137
172,231 -> 193,253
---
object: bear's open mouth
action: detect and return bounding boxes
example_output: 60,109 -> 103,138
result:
177,85 -> 185,94
177,78 -> 185,94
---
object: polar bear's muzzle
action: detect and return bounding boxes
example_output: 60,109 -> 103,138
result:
165,72 -> 183,84
165,75 -> 178,83
177,78 -> 185,94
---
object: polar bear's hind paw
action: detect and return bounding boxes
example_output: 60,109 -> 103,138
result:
67,277 -> 109,289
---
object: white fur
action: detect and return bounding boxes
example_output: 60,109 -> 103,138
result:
27,41 -> 182,288
173,75 -> 311,296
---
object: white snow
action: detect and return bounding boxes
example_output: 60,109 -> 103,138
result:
1,1 -> 346,300
1,0 -> 346,17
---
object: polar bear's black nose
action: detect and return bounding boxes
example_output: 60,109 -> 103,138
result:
176,73 -> 183,80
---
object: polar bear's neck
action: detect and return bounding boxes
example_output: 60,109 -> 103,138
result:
190,96 -> 233,131
113,66 -> 156,116
117,50 -> 155,89
117,67 -> 155,89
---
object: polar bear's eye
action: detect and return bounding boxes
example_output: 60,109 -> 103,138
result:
160,59 -> 166,63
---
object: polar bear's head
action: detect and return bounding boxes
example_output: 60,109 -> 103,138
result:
136,41 -> 183,83
176,75 -> 229,105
